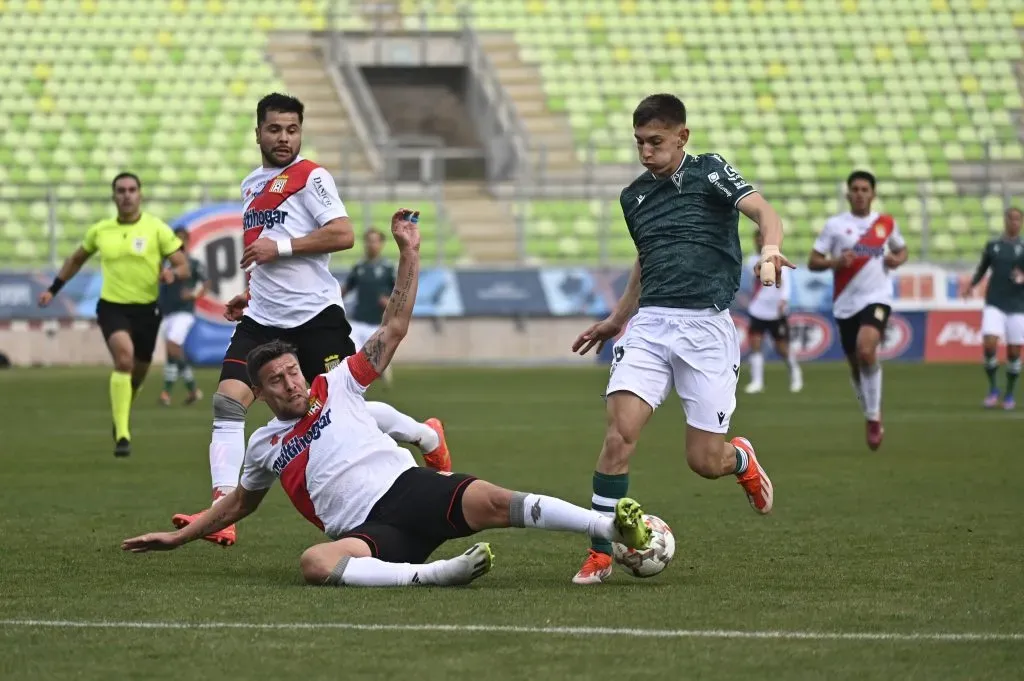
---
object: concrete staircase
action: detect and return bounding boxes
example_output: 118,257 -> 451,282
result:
265,33 -> 373,178
442,182 -> 519,262
479,32 -> 579,179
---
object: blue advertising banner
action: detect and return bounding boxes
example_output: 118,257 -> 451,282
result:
538,268 -> 610,316
455,269 -> 550,316
0,272 -> 77,320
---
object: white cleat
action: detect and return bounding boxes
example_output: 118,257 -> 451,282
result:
744,382 -> 764,394
790,374 -> 803,393
430,542 -> 494,586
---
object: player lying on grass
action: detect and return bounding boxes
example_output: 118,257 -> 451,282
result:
123,209 -> 653,587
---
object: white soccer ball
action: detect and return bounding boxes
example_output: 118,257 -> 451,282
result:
612,514 -> 675,578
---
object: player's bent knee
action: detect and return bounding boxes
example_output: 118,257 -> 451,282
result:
213,390 -> 249,421
300,546 -> 334,585
461,480 -> 511,530
301,539 -> 372,585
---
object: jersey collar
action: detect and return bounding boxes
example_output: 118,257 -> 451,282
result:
649,152 -> 688,180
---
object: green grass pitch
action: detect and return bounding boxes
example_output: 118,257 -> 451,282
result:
1,363 -> 1022,680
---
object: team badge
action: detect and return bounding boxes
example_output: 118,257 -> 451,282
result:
307,397 -> 323,414
875,224 -> 886,238
132,237 -> 146,253
323,354 -> 340,372
270,175 -> 288,193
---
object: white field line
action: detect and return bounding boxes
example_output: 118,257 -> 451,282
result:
0,619 -> 1021,643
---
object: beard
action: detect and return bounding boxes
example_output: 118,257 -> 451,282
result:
261,143 -> 300,168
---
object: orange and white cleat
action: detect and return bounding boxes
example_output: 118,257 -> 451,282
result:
732,436 -> 774,515
866,418 -> 884,451
158,391 -> 172,406
422,418 -> 451,473
571,549 -> 614,585
171,512 -> 236,547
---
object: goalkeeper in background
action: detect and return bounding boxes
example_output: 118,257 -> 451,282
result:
38,172 -> 190,456
964,206 -> 1024,410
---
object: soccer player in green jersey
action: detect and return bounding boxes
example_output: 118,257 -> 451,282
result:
342,228 -> 397,384
38,173 -> 191,456
158,227 -> 210,406
569,94 -> 793,584
964,206 -> 1024,409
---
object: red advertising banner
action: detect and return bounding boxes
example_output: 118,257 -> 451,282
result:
925,310 -> 1007,362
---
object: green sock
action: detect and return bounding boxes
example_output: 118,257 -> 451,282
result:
163,360 -> 179,393
181,359 -> 197,392
984,350 -> 999,393
1006,358 -> 1021,399
590,471 -> 629,555
110,371 -> 133,441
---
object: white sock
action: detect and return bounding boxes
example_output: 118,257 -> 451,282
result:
365,401 -> 439,452
510,493 -> 614,540
326,555 -> 464,587
182,364 -> 195,384
787,347 -> 801,379
850,377 -> 866,413
163,362 -> 179,384
210,419 -> 245,490
748,351 -> 764,385
860,363 -> 883,420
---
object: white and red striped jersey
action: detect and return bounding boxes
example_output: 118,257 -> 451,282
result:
744,254 -> 790,321
812,212 -> 906,320
239,353 -> 416,538
240,156 -> 348,328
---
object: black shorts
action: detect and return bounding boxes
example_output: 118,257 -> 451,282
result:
748,315 -> 790,342
339,468 -> 478,564
96,300 -> 162,362
219,304 -> 356,384
836,304 -> 892,357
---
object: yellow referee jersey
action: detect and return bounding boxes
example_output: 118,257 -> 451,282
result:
81,212 -> 183,304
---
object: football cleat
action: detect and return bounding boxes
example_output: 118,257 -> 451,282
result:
866,419 -> 884,451
571,549 -> 614,585
171,513 -> 236,547
422,418 -> 451,472
114,437 -> 132,458
1003,396 -> 1016,411
744,382 -> 764,394
613,497 -> 651,550
984,391 -> 1000,409
433,542 -> 494,586
158,391 -> 172,406
732,437 -> 773,514
184,389 -> 204,405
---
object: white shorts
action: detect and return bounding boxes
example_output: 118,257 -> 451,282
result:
606,306 -> 740,434
349,321 -> 378,350
981,305 -> 1024,345
161,311 -> 196,346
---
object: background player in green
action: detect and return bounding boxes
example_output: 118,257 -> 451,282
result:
38,172 -> 190,456
569,94 -> 793,585
158,227 -> 210,407
964,206 -> 1024,409
342,228 -> 397,384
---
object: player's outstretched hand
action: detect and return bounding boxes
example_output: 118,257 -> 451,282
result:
240,238 -> 281,270
572,317 -> 623,355
37,291 -> 53,307
754,250 -> 796,288
122,532 -> 182,553
223,293 -> 248,322
391,208 -> 421,253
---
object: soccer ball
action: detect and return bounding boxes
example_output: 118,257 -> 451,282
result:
612,514 -> 675,578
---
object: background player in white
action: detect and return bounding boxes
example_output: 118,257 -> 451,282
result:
123,210 -> 653,587
808,171 -> 907,450
744,229 -> 802,394
172,94 -> 449,547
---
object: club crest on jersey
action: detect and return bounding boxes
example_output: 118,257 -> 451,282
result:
307,397 -> 324,415
323,354 -> 340,372
270,175 -> 288,193
875,224 -> 887,238
273,409 -> 333,474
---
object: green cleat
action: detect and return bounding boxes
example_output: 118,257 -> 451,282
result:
613,497 -> 651,550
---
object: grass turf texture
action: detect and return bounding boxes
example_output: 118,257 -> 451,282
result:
1,363 -> 1022,680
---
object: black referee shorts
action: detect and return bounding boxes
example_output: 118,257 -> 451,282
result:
96,299 -> 162,362
219,304 -> 356,384
338,468 -> 479,564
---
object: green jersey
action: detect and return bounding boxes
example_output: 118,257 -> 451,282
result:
620,152 -> 757,310
344,258 -> 396,325
158,256 -> 205,314
972,237 -> 1024,313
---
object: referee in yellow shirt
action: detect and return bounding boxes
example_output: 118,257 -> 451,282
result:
39,172 -> 190,457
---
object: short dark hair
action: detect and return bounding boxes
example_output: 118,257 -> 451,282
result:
632,94 -> 687,128
247,339 -> 298,386
257,93 -> 304,126
846,170 -> 876,190
1006,206 -> 1022,218
111,172 -> 141,192
174,226 -> 189,238
365,227 -> 384,240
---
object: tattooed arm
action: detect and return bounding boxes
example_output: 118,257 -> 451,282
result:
360,209 -> 421,375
